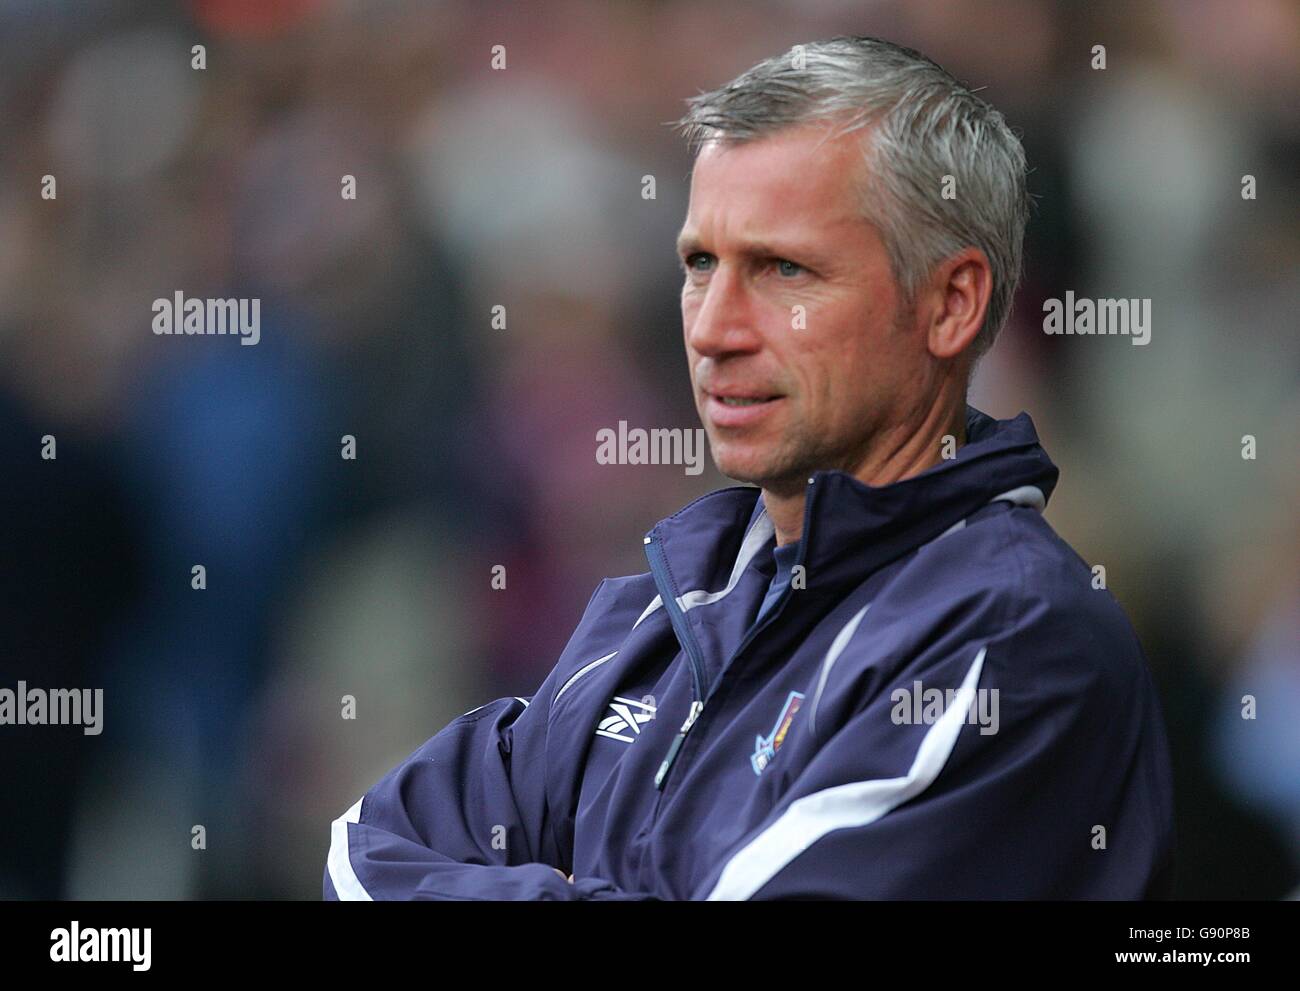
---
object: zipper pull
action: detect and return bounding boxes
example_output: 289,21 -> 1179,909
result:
654,700 -> 703,790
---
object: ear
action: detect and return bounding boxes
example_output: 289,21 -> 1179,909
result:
923,247 -> 993,360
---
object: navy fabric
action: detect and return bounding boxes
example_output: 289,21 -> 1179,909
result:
325,406 -> 1176,900
757,539 -> 800,627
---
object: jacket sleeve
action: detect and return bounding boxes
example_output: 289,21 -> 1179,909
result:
691,594 -> 1176,900
324,584 -> 652,901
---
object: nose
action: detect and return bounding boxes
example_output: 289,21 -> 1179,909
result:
684,263 -> 764,360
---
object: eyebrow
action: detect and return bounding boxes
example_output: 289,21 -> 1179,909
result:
675,232 -> 703,257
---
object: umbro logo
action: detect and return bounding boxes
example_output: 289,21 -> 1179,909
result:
595,696 -> 657,743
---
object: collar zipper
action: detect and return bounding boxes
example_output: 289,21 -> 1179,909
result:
643,498 -> 812,791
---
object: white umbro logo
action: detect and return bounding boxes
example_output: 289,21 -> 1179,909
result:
595,696 -> 657,743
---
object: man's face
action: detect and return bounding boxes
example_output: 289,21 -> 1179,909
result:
678,124 -> 928,495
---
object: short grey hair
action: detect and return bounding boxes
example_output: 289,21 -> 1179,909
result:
674,36 -> 1030,358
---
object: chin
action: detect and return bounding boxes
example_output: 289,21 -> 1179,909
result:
709,451 -> 765,485
711,446 -> 789,488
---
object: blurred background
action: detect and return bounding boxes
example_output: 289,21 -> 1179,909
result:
0,0 -> 1295,899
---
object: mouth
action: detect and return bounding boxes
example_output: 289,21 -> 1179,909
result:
704,390 -> 785,427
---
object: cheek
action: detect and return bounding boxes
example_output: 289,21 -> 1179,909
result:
680,295 -> 700,337
804,311 -> 880,407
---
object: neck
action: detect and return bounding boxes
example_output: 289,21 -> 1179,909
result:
762,399 -> 967,547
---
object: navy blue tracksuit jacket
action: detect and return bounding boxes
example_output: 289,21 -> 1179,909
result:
324,406 -> 1176,899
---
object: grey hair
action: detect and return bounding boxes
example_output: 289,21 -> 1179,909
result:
674,36 -> 1030,359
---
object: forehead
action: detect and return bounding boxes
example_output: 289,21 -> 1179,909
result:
680,124 -> 867,247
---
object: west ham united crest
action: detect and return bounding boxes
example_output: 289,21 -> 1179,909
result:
751,690 -> 804,775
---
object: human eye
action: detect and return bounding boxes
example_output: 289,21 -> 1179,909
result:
774,258 -> 807,278
681,252 -> 714,274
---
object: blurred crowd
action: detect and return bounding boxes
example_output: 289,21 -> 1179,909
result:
0,0 -> 1295,899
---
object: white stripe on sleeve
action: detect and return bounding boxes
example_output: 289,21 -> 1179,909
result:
706,645 -> 987,900
327,796 -> 374,901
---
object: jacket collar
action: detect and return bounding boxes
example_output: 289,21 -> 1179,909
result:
645,406 -> 1060,603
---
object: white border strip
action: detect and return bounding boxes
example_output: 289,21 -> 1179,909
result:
632,594 -> 662,630
327,796 -> 373,901
991,485 -> 1045,511
807,602 -> 871,739
678,510 -> 776,611
634,505 -> 775,631
554,650 -> 619,703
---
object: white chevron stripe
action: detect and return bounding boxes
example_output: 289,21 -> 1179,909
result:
327,797 -> 373,901
706,646 -> 987,900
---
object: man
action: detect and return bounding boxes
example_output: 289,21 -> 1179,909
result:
325,36 -> 1175,900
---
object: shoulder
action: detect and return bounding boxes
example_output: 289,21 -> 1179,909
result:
579,572 -> 659,638
876,502 -> 1149,693
899,501 -> 1123,619
542,571 -> 658,708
